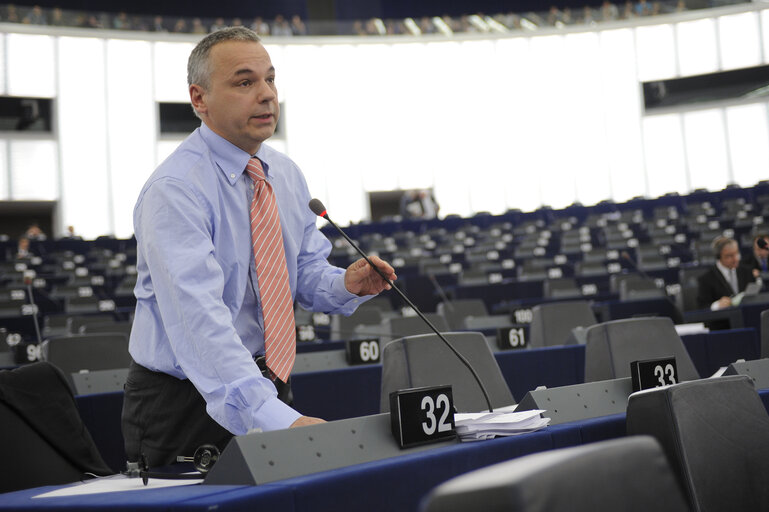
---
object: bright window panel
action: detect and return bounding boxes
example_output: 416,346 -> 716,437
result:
719,13 -> 761,71
106,39 -> 156,239
0,36 -> 6,96
763,10 -> 769,65
496,37 -> 541,213
0,140 -> 7,199
9,139 -> 57,200
677,19 -> 718,76
599,29 -> 645,203
683,109 -> 729,191
562,31 -> 611,208
57,37 -> 110,238
643,114 -> 688,197
726,103 -> 769,188
635,24 -> 677,81
154,41 -> 195,102
6,34 -> 55,98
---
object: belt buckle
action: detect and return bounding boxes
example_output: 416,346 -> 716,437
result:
254,355 -> 277,381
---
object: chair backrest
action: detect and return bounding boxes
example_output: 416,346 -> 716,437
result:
0,362 -> 113,493
382,313 -> 449,344
762,310 -> 769,359
626,375 -> 769,512
584,317 -> 699,382
421,436 -> 689,512
529,301 -> 597,348
437,299 -> 488,331
380,332 -> 514,413
41,333 -> 131,378
331,308 -> 383,340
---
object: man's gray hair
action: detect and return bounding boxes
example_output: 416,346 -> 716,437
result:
187,26 -> 261,90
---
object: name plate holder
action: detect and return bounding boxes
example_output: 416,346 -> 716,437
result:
495,326 -> 528,351
390,385 -> 456,448
630,356 -> 678,393
346,338 -> 381,365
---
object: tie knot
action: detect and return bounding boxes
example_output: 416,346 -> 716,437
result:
246,157 -> 266,182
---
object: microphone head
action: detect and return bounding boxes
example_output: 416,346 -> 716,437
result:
758,238 -> 768,250
309,198 -> 328,218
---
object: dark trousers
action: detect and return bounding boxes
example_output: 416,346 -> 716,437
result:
121,360 -> 293,468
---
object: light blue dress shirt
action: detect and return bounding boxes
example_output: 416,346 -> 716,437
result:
130,123 -> 367,434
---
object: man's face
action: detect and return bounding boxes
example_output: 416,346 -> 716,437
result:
719,242 -> 740,269
190,41 -> 280,155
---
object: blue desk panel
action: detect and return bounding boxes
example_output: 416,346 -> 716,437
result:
0,414 -> 627,512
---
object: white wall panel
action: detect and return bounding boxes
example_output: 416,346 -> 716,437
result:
57,37 -> 110,238
6,34 -> 55,97
726,103 -> 769,187
684,109 -> 730,191
0,140 -> 6,200
718,13 -> 761,70
9,140 -> 57,200
677,19 -> 718,76
154,41 -> 195,102
106,39 -> 156,238
635,24 -> 677,81
643,114 -> 688,197
599,28 -> 645,203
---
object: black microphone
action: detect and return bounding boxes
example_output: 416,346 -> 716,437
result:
309,198 -> 493,413
24,276 -> 43,346
757,238 -> 768,250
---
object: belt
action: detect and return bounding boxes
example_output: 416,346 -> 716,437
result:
254,355 -> 277,382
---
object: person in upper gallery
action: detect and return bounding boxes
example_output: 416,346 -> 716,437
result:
696,236 -> 755,311
742,233 -> 769,278
122,26 -> 396,468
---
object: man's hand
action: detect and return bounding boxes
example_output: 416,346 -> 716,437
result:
290,416 -> 326,428
717,296 -> 732,309
344,255 -> 397,296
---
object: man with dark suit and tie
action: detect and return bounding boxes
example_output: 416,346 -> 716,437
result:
742,233 -> 769,278
696,236 -> 755,311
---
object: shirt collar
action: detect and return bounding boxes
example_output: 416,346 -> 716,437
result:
716,260 -> 733,277
199,123 -> 273,185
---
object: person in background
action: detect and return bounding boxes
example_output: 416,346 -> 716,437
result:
16,236 -> 31,259
742,233 -> 769,278
122,27 -> 396,468
696,236 -> 755,310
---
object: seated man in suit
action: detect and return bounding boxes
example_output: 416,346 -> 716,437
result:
742,233 -> 769,278
696,236 -> 755,311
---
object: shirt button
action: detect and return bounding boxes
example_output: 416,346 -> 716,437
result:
230,173 -> 236,179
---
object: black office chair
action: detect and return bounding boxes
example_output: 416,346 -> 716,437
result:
436,299 -> 488,331
380,332 -> 514,413
529,300 -> 597,348
0,362 -> 113,493
40,333 -> 131,391
421,436 -> 689,512
627,375 -> 769,512
584,317 -> 699,382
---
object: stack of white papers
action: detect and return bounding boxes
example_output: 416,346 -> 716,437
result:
454,409 -> 551,442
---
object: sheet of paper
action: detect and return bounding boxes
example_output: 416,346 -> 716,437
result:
33,474 -> 202,498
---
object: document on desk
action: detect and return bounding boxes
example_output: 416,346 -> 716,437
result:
454,409 -> 551,442
33,474 -> 202,498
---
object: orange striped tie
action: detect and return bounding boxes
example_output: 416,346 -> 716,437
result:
246,157 -> 296,383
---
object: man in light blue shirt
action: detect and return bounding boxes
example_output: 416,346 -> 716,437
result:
122,27 -> 396,467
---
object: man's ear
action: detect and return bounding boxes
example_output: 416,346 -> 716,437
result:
189,84 -> 207,116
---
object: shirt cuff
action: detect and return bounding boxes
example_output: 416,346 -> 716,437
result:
253,396 -> 302,432
331,273 -> 373,309
710,299 -> 721,311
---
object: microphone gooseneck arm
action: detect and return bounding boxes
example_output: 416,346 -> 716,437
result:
309,198 -> 493,413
